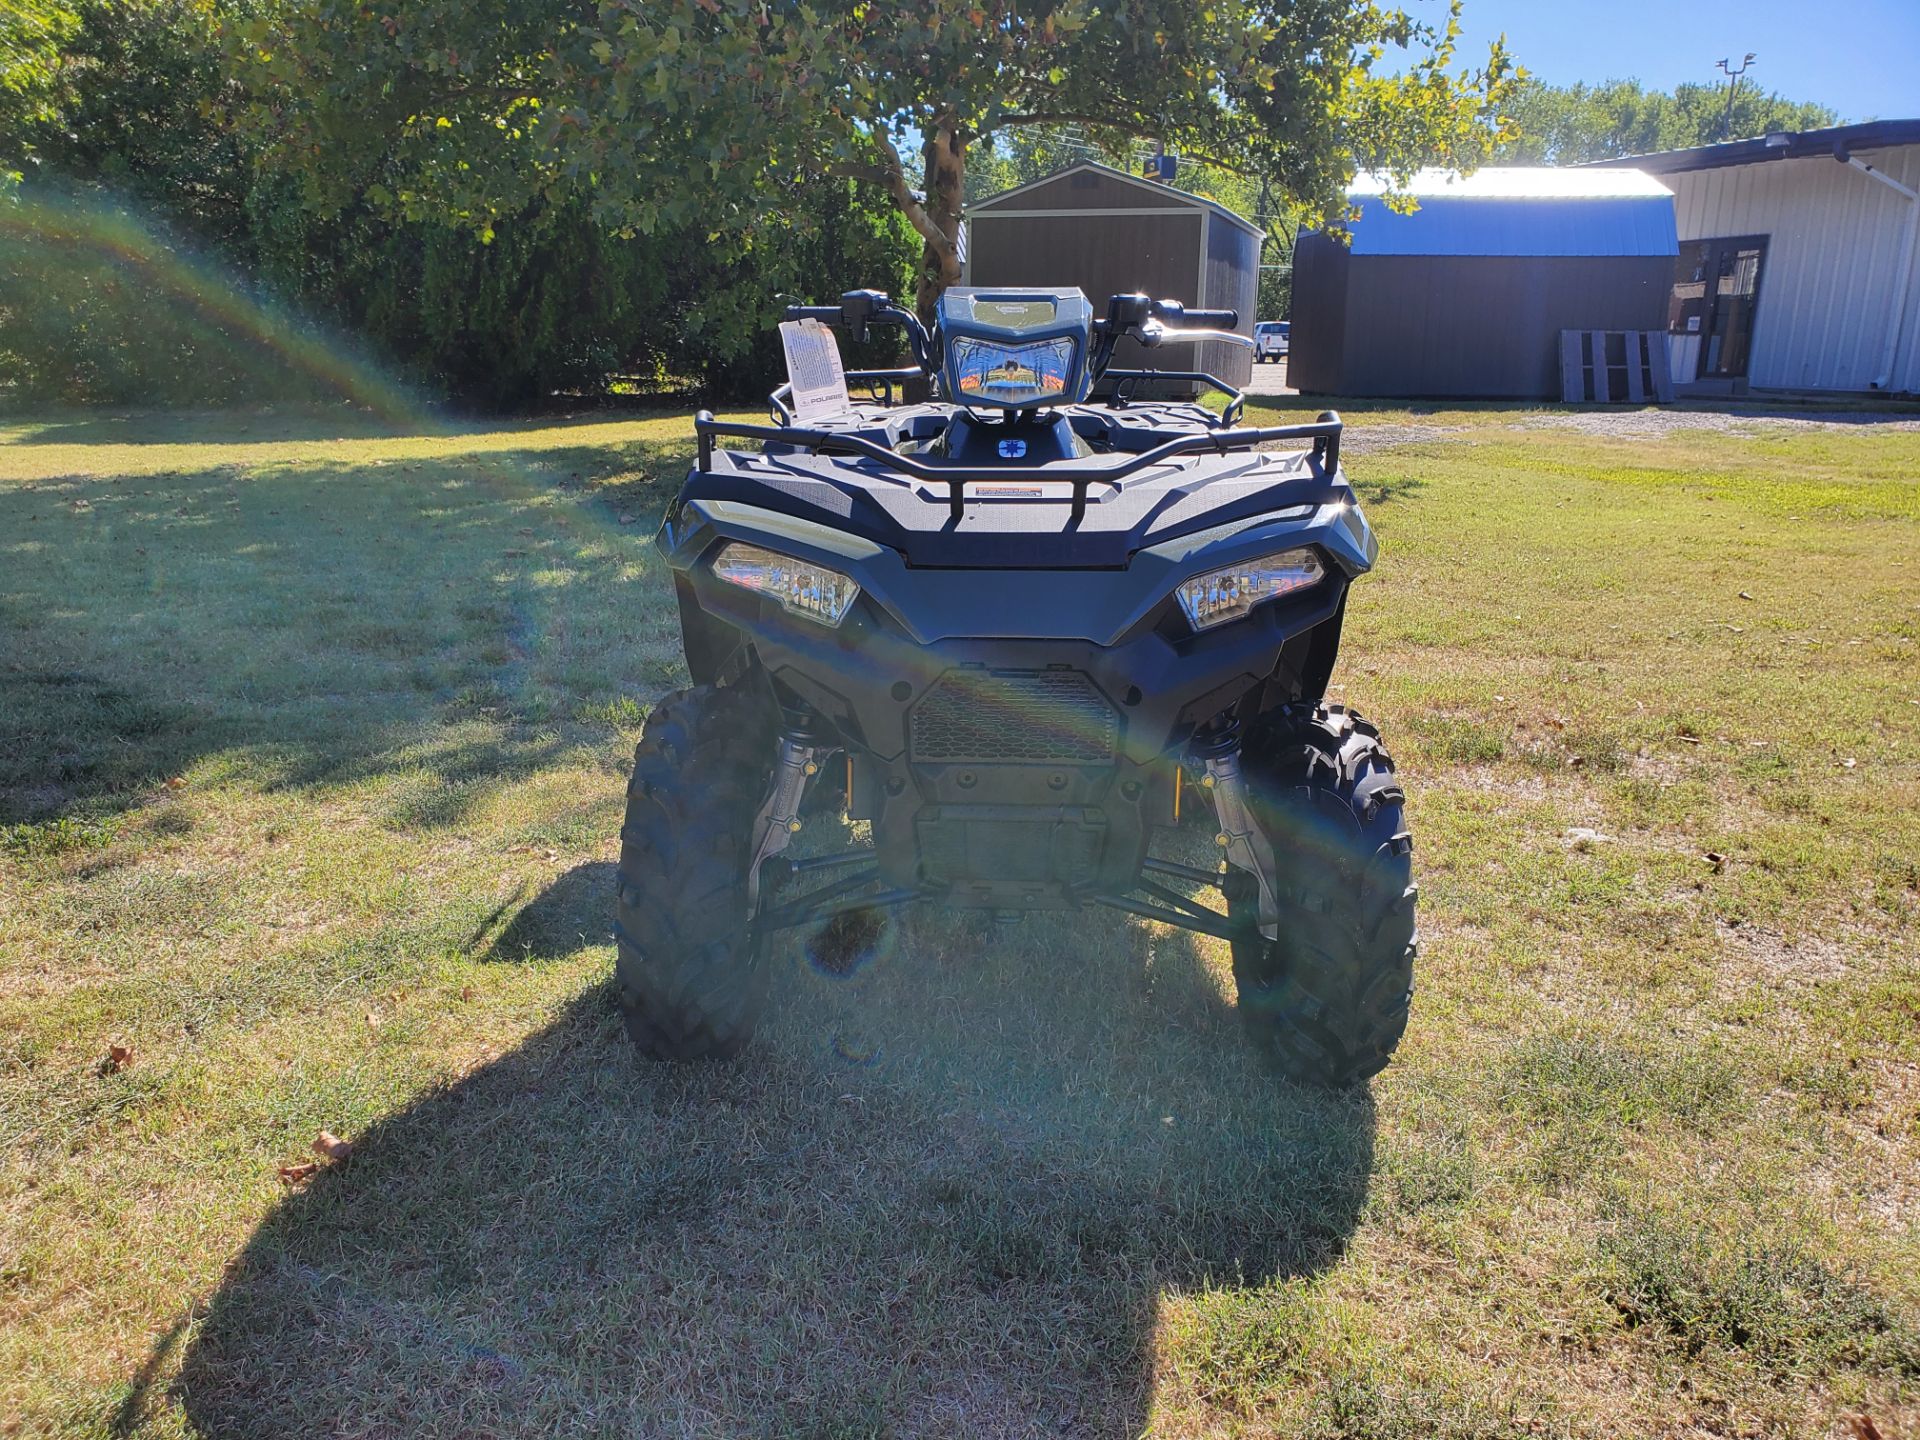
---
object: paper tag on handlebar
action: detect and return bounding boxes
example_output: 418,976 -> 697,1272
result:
779,319 -> 851,422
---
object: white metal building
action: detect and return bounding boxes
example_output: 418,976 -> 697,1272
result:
1596,120 -> 1920,397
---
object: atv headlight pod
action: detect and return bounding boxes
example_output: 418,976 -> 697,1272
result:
947,334 -> 1077,407
1176,547 -> 1324,631
712,543 -> 860,626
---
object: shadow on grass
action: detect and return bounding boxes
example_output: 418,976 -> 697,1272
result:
480,860 -> 614,962
0,441 -> 687,825
174,874 -> 1375,1437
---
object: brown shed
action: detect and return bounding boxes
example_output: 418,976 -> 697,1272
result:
962,161 -> 1262,389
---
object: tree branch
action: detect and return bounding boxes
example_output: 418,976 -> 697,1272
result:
866,130 -> 950,258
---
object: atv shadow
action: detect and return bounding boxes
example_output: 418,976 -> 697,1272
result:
479,860 -> 615,962
177,890 -> 1375,1438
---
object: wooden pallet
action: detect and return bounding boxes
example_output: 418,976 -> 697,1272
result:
1560,330 -> 1674,404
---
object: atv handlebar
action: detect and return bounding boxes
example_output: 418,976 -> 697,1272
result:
784,306 -> 846,325
1088,294 -> 1245,379
1152,302 -> 1238,330
784,290 -> 938,373
783,290 -> 1246,391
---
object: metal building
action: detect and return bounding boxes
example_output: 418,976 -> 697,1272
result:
1592,120 -> 1920,397
1289,168 -> 1678,399
963,161 -> 1262,387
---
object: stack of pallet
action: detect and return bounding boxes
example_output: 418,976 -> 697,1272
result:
1560,330 -> 1674,404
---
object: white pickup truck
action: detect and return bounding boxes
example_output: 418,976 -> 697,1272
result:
1254,321 -> 1290,363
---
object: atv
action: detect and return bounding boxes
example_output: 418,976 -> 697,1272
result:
618,287 -> 1415,1086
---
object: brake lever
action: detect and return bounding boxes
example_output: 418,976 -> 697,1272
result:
1140,321 -> 1252,349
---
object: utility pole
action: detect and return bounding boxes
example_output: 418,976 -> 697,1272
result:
1716,53 -> 1756,141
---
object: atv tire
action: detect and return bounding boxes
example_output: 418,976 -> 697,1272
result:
1226,703 -> 1416,1087
615,683 -> 776,1059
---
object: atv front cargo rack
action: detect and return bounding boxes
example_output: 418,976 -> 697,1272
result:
1100,369 -> 1247,426
694,411 -> 1344,525
769,368 -> 1250,427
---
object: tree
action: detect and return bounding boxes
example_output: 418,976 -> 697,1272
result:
0,0 -> 77,173
1,0 -> 915,406
239,0 -> 1519,319
17,0 -> 255,247
1497,77 -> 1837,166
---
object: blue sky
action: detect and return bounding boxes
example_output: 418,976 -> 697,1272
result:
1429,0 -> 1920,123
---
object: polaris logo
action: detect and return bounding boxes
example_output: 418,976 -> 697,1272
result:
997,439 -> 1028,458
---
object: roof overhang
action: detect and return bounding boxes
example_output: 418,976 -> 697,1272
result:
1335,167 -> 1676,258
968,159 -> 1264,238
1587,118 -> 1920,175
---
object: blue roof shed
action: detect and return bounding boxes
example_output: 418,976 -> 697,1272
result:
1290,168 -> 1680,398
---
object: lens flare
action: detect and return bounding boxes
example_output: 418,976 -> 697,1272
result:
0,190 -> 421,423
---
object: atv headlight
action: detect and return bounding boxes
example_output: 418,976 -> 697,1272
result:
947,335 -> 1077,407
711,543 -> 860,626
1176,547 -> 1324,631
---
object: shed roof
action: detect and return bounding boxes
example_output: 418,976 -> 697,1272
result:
1587,118 -> 1920,175
969,160 -> 1264,237
1340,166 -> 1677,258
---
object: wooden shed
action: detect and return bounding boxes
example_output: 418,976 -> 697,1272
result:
963,161 -> 1262,388
1290,168 -> 1677,399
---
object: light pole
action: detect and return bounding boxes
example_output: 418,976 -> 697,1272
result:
1717,53 -> 1756,142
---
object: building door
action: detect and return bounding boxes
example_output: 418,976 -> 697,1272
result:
1668,236 -> 1768,381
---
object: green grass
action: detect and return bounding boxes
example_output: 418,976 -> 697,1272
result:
2,400 -> 1918,1438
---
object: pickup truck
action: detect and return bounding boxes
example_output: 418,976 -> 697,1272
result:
1254,321 -> 1290,363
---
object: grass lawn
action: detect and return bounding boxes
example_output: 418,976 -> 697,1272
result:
2,398 -> 1917,1438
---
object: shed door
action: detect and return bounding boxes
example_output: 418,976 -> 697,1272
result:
1669,236 -> 1767,380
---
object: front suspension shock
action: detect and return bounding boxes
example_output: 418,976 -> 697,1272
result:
1193,719 -> 1281,941
744,729 -> 828,916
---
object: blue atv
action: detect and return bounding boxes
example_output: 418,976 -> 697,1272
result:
620,288 -> 1415,1086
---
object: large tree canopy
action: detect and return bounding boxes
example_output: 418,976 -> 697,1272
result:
241,0 -> 1518,316
1,0 -> 916,407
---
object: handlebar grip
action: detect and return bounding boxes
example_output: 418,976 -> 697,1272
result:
1182,308 -> 1239,328
783,305 -> 845,324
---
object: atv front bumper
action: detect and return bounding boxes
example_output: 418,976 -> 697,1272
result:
657,495 -> 1374,907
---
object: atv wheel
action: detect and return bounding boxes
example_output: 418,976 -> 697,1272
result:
1226,703 -> 1416,1086
615,683 -> 776,1059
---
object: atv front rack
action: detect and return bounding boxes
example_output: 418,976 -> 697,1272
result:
694,411 -> 1344,525
1101,369 -> 1247,426
768,368 -> 1248,428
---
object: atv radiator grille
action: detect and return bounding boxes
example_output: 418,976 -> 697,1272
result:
910,668 -> 1119,765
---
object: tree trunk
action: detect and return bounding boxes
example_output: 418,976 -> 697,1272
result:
914,120 -> 966,325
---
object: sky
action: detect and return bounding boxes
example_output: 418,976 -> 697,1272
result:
1429,0 -> 1920,124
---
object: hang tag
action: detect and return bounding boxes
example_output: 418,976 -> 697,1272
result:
779,319 -> 851,422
